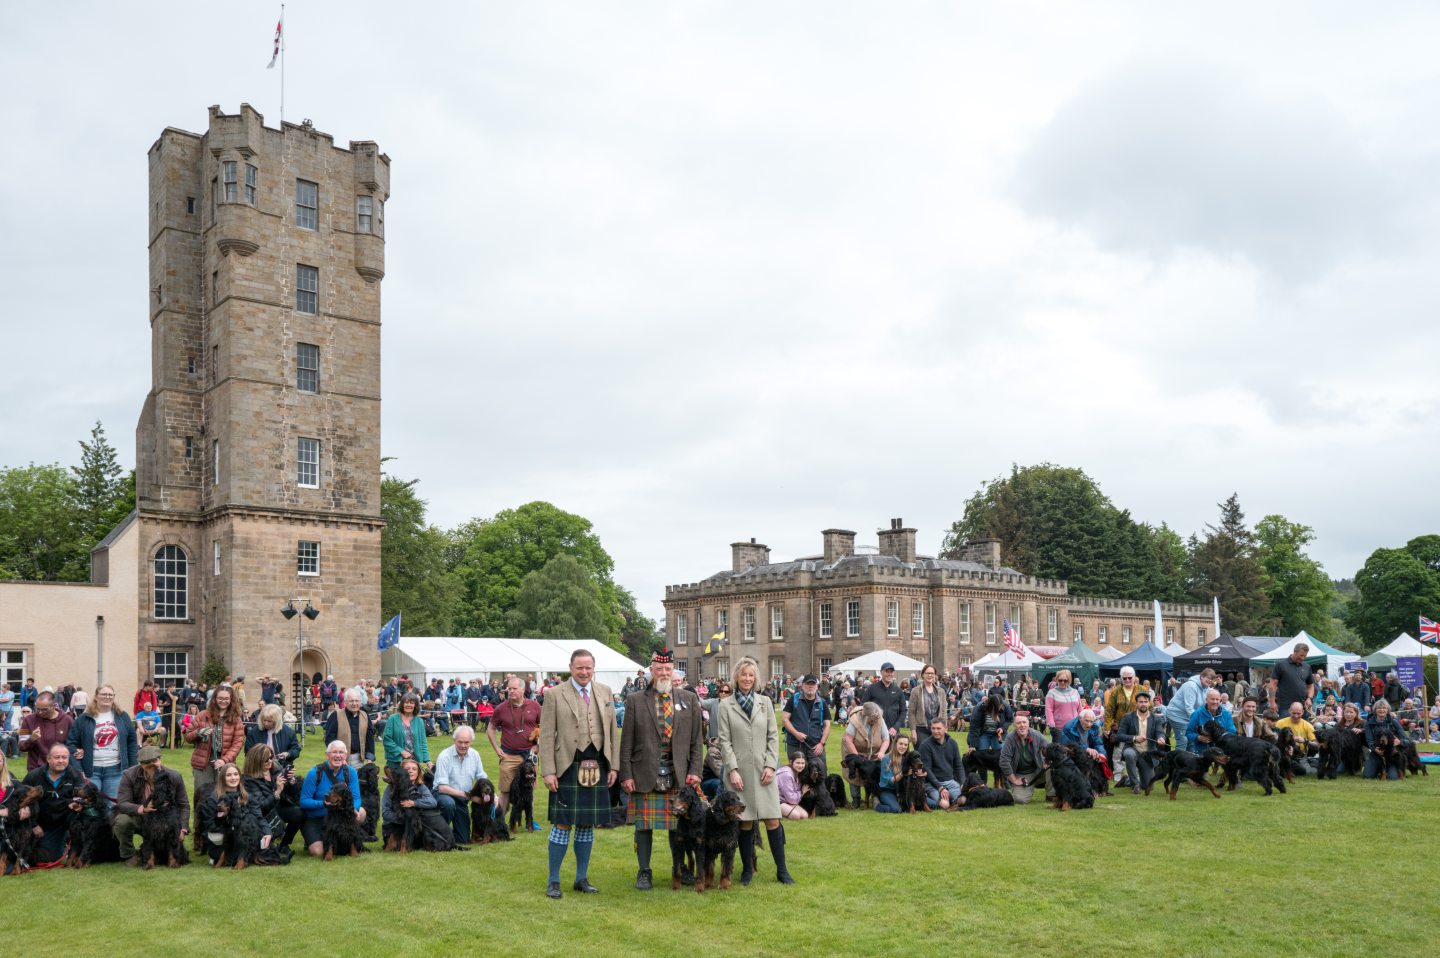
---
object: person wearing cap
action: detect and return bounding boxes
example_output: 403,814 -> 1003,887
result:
781,674 -> 830,773
619,648 -> 704,890
860,662 -> 906,736
907,664 -> 949,741
1114,690 -> 1165,794
113,745 -> 189,865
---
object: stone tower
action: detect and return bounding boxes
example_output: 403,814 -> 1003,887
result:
135,104 -> 389,690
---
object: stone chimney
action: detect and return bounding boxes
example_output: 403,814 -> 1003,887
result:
956,538 -> 1002,570
876,518 -> 917,563
731,538 -> 770,572
822,528 -> 856,564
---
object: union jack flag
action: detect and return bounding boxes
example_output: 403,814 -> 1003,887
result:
1003,618 -> 1025,658
1420,615 -> 1440,644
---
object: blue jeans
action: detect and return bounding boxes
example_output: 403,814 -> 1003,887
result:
437,794 -> 470,843
925,779 -> 962,808
90,765 -> 123,810
874,789 -> 901,813
1363,753 -> 1399,780
978,734 -> 1000,751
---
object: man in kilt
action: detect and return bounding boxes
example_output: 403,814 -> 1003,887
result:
619,648 -> 704,890
539,648 -> 619,899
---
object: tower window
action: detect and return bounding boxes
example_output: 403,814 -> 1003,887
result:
222,161 -> 237,203
297,541 -> 320,576
186,196 -> 196,214
297,437 -> 320,487
212,439 -> 219,486
296,342 -> 319,392
244,164 -> 258,205
356,195 -> 373,233
184,436 -> 193,459
296,264 -> 318,314
154,545 -> 188,620
295,179 -> 318,230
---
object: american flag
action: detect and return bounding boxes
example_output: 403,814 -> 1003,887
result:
1420,615 -> 1440,644
1003,618 -> 1025,658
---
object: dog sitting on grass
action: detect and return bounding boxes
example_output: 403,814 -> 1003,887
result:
960,772 -> 1014,809
1043,743 -> 1094,811
841,754 -> 881,809
670,784 -> 707,892
796,763 -> 837,817
0,784 -> 44,875
65,780 -> 119,868
356,762 -> 382,842
137,771 -> 190,869
700,790 -> 745,891
506,756 -> 537,834
900,752 -> 930,814
322,783 -> 368,860
469,778 -> 510,845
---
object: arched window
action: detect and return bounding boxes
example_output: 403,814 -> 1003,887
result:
154,545 -> 188,620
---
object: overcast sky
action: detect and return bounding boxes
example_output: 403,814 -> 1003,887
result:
4,2 -> 1438,621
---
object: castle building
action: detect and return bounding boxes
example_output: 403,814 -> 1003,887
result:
662,520 -> 1213,679
1,105 -> 389,693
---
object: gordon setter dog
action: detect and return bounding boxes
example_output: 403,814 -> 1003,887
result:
1043,743 -> 1094,811
1373,733 -> 1406,780
322,783 -> 368,860
1066,744 -> 1111,797
212,793 -> 268,869
1150,747 -> 1227,800
962,748 -> 1005,788
137,772 -> 190,869
506,757 -> 537,834
841,754 -> 881,809
960,772 -> 1015,809
700,790 -> 745,891
383,768 -> 424,853
1401,738 -> 1428,777
1274,728 -> 1311,781
824,773 -> 847,810
1205,721 -> 1286,796
65,780 -> 119,868
469,778 -> 510,845
900,752 -> 930,813
1332,726 -> 1364,777
797,763 -> 837,817
670,784 -> 707,892
0,784 -> 44,875
356,762 -> 382,842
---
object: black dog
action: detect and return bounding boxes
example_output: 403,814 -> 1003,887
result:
900,752 -> 930,813
383,768 -> 424,853
1333,725 -> 1365,777
506,757 -> 537,834
824,773 -> 847,810
960,772 -> 1015,809
469,778 -> 510,844
0,784 -> 44,875
356,762 -> 382,842
670,784 -> 707,892
1373,733 -> 1406,780
1206,721 -> 1286,796
137,772 -> 190,869
322,783 -> 368,860
700,790 -> 745,890
1043,743 -> 1094,811
841,754 -> 882,808
64,780 -> 119,868
796,764 -> 837,817
1150,747 -> 1227,800
1400,738 -> 1428,777
962,748 -> 1005,788
1066,744 -> 1111,797
212,792 -> 269,869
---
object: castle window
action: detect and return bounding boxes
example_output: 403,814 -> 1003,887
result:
1122,626 -> 1132,645
185,436 -> 193,459
1166,627 -> 1176,646
912,600 -> 924,638
818,657 -> 832,675
210,178 -> 217,221
212,439 -> 219,485
1099,626 -> 1108,644
770,606 -> 783,640
222,161 -> 237,203
1198,629 -> 1207,645
716,609 -> 728,640
297,437 -> 320,488
770,657 -> 784,679
742,607 -> 756,642
213,540 -> 220,575
985,605 -> 997,645
244,164 -> 257,205
152,651 -> 189,684
296,264 -> 318,314
154,545 -> 188,620
297,541 -> 320,576
186,196 -> 196,214
886,600 -> 899,637
818,603 -> 832,638
356,195 -> 373,233
295,179 -> 318,230
296,342 -> 319,392
675,614 -> 687,645
1048,608 -> 1058,642
1145,626 -> 1154,643
959,602 -> 971,644
845,600 -> 860,638
2,649 -> 28,693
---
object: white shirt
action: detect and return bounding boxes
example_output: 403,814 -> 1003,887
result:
93,710 -> 121,768
433,744 -> 486,794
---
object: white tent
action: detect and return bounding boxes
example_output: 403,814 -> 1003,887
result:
1095,646 -> 1126,660
380,636 -> 644,691
1375,633 -> 1439,659
1249,631 -> 1351,679
1162,642 -> 1188,657
831,649 -> 927,677
970,643 -> 1039,673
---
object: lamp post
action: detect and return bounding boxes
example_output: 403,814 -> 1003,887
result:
281,598 -> 320,747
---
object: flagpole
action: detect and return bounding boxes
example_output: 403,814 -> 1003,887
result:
280,5 -> 285,127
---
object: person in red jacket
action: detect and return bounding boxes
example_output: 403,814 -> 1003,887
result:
133,680 -> 159,716
182,684 -> 245,849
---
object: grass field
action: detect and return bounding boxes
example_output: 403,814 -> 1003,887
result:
4,729 -> 1438,958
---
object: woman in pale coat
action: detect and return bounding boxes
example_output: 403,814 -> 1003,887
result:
716,656 -> 794,886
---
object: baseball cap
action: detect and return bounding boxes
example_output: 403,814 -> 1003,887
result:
881,662 -> 895,671
801,675 -> 818,685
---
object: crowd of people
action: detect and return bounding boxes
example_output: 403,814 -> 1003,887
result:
1,640 -> 1433,884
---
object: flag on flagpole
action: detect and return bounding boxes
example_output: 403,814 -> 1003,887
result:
1002,618 -> 1024,658
267,14 -> 283,68
1212,597 -> 1221,638
377,613 -> 401,651
1420,615 -> 1440,644
1153,600 -> 1163,646
704,633 -> 726,657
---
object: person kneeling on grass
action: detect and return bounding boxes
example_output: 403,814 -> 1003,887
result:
298,740 -> 365,856
999,714 -> 1052,805
918,719 -> 963,810
872,734 -> 910,813
777,751 -> 809,820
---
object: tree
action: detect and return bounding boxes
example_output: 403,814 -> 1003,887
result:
71,421 -> 133,544
380,473 -> 457,636
615,586 -> 663,660
1189,494 -> 1273,635
505,554 -> 620,650
1254,515 -> 1336,640
0,462 -> 86,581
446,501 -> 622,641
1149,522 -> 1192,603
1344,544 -> 1440,649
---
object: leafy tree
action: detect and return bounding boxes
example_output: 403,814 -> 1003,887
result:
1254,515 -> 1336,640
200,655 -> 230,687
0,462 -> 86,580
1404,534 -> 1440,573
1149,522 -> 1191,603
380,473 -> 457,636
615,586 -> 663,660
505,554 -> 621,650
1344,544 -> 1440,648
71,421 -> 133,544
1189,494 -> 1273,635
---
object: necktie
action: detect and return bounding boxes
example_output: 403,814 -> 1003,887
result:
660,693 -> 673,738
581,686 -> 590,708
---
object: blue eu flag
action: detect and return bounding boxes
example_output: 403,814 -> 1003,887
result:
377,613 -> 402,651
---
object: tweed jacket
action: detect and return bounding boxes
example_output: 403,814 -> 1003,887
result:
539,680 -> 618,780
618,686 -> 704,792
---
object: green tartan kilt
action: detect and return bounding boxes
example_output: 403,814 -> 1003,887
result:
627,790 -> 675,831
547,754 -> 613,827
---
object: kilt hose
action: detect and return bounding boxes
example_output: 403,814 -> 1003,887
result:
628,790 -> 675,831
547,747 -> 613,827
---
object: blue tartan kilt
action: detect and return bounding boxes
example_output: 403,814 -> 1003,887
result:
547,754 -> 613,827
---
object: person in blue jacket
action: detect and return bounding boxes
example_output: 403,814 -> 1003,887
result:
1060,709 -> 1105,761
1362,699 -> 1408,780
1186,688 -> 1236,752
298,740 -> 364,856
65,684 -> 138,809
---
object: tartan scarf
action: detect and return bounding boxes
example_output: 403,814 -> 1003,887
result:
736,691 -> 755,717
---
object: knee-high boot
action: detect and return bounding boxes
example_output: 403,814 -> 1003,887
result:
771,824 -> 794,884
738,826 -> 755,885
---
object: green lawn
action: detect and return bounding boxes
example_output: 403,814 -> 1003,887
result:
4,729 -> 1438,958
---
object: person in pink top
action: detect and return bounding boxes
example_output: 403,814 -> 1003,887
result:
1045,670 -> 1083,743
